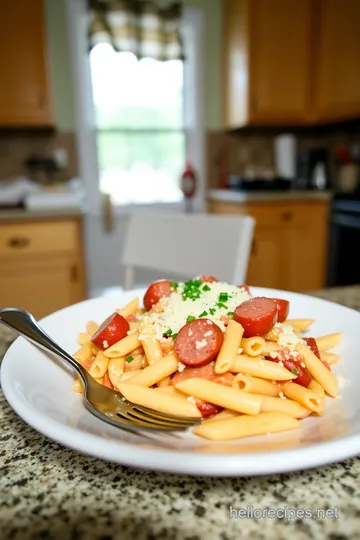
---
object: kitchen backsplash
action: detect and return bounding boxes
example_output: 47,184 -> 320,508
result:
207,128 -> 360,190
207,131 -> 275,189
0,131 -> 78,181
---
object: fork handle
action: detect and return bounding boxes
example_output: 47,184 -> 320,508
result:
0,308 -> 87,385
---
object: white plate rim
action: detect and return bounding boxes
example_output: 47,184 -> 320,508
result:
2,287 -> 360,477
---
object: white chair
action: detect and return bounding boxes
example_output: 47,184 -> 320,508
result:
121,213 -> 255,290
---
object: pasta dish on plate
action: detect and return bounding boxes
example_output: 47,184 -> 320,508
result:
72,276 -> 341,441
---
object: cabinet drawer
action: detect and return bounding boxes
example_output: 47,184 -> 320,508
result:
0,221 -> 77,257
245,202 -> 329,227
209,200 -> 329,227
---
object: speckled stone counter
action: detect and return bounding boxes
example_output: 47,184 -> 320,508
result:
1,286 -> 360,540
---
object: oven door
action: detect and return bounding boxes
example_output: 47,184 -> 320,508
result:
328,211 -> 360,286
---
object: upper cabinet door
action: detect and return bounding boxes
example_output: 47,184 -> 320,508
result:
249,0 -> 313,124
0,0 -> 53,127
315,0 -> 360,122
223,0 -> 313,127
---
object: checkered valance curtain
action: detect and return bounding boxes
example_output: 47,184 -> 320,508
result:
88,0 -> 184,61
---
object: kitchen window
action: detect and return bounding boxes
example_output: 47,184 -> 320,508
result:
89,43 -> 185,205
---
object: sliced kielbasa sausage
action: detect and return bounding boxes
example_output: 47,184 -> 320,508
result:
234,297 -> 278,337
174,319 -> 224,367
91,312 -> 129,350
143,280 -> 172,311
200,275 -> 218,283
195,399 -> 222,418
267,350 -> 312,387
274,298 -> 289,322
303,337 -> 320,359
171,362 -> 234,387
237,283 -> 251,295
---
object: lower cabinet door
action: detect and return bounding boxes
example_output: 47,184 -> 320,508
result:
246,227 -> 282,289
282,225 -> 326,292
0,256 -> 77,319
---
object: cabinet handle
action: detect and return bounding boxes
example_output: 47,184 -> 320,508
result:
281,211 -> 293,222
8,237 -> 30,248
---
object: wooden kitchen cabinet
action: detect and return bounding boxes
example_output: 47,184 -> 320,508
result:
224,0 -> 314,127
0,217 -> 86,319
208,200 -> 330,292
0,0 -> 53,127
314,0 -> 360,122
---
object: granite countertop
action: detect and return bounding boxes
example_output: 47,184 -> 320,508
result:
208,188 -> 332,204
0,207 -> 85,222
1,285 -> 360,540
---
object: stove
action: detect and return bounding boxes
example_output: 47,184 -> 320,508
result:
328,192 -> 360,286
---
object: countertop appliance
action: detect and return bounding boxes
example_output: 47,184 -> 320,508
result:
295,147 -> 330,190
328,192 -> 360,286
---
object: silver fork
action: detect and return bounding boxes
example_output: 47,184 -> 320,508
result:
0,308 -> 200,435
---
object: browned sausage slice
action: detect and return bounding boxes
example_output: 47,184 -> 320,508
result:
143,280 -> 172,311
234,297 -> 278,337
174,319 -> 224,367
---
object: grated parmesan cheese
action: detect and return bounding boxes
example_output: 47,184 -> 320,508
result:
177,362 -> 186,372
103,340 -> 109,349
141,281 -> 250,340
276,322 -> 305,350
187,396 -> 196,403
195,339 -> 207,350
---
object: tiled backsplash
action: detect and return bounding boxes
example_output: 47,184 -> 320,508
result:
0,131 -> 78,182
207,131 -> 275,189
207,128 -> 360,190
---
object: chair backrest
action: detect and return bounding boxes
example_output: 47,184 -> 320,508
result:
121,213 -> 255,289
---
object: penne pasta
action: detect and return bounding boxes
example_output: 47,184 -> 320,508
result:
296,343 -> 339,397
120,369 -> 143,382
315,332 -> 342,352
259,396 -> 311,419
285,319 -> 315,331
193,412 -> 300,441
262,342 -> 284,355
157,375 -> 171,387
73,343 -> 93,363
281,382 -> 325,414
129,321 -> 141,332
241,336 -> 265,357
72,378 -> 83,393
175,378 -> 264,415
124,355 -> 144,371
202,409 -> 238,423
123,353 -> 178,387
104,332 -> 141,358
117,383 -> 202,418
231,355 -> 297,381
139,323 -> 163,365
320,351 -> 340,366
232,374 -> 279,397
153,386 -> 184,397
107,356 -> 125,388
308,379 -> 325,397
214,320 -> 243,374
89,350 -> 109,379
77,332 -> 91,346
86,321 -> 98,336
117,298 -> 139,318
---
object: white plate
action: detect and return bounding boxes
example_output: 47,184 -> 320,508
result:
1,287 -> 360,477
